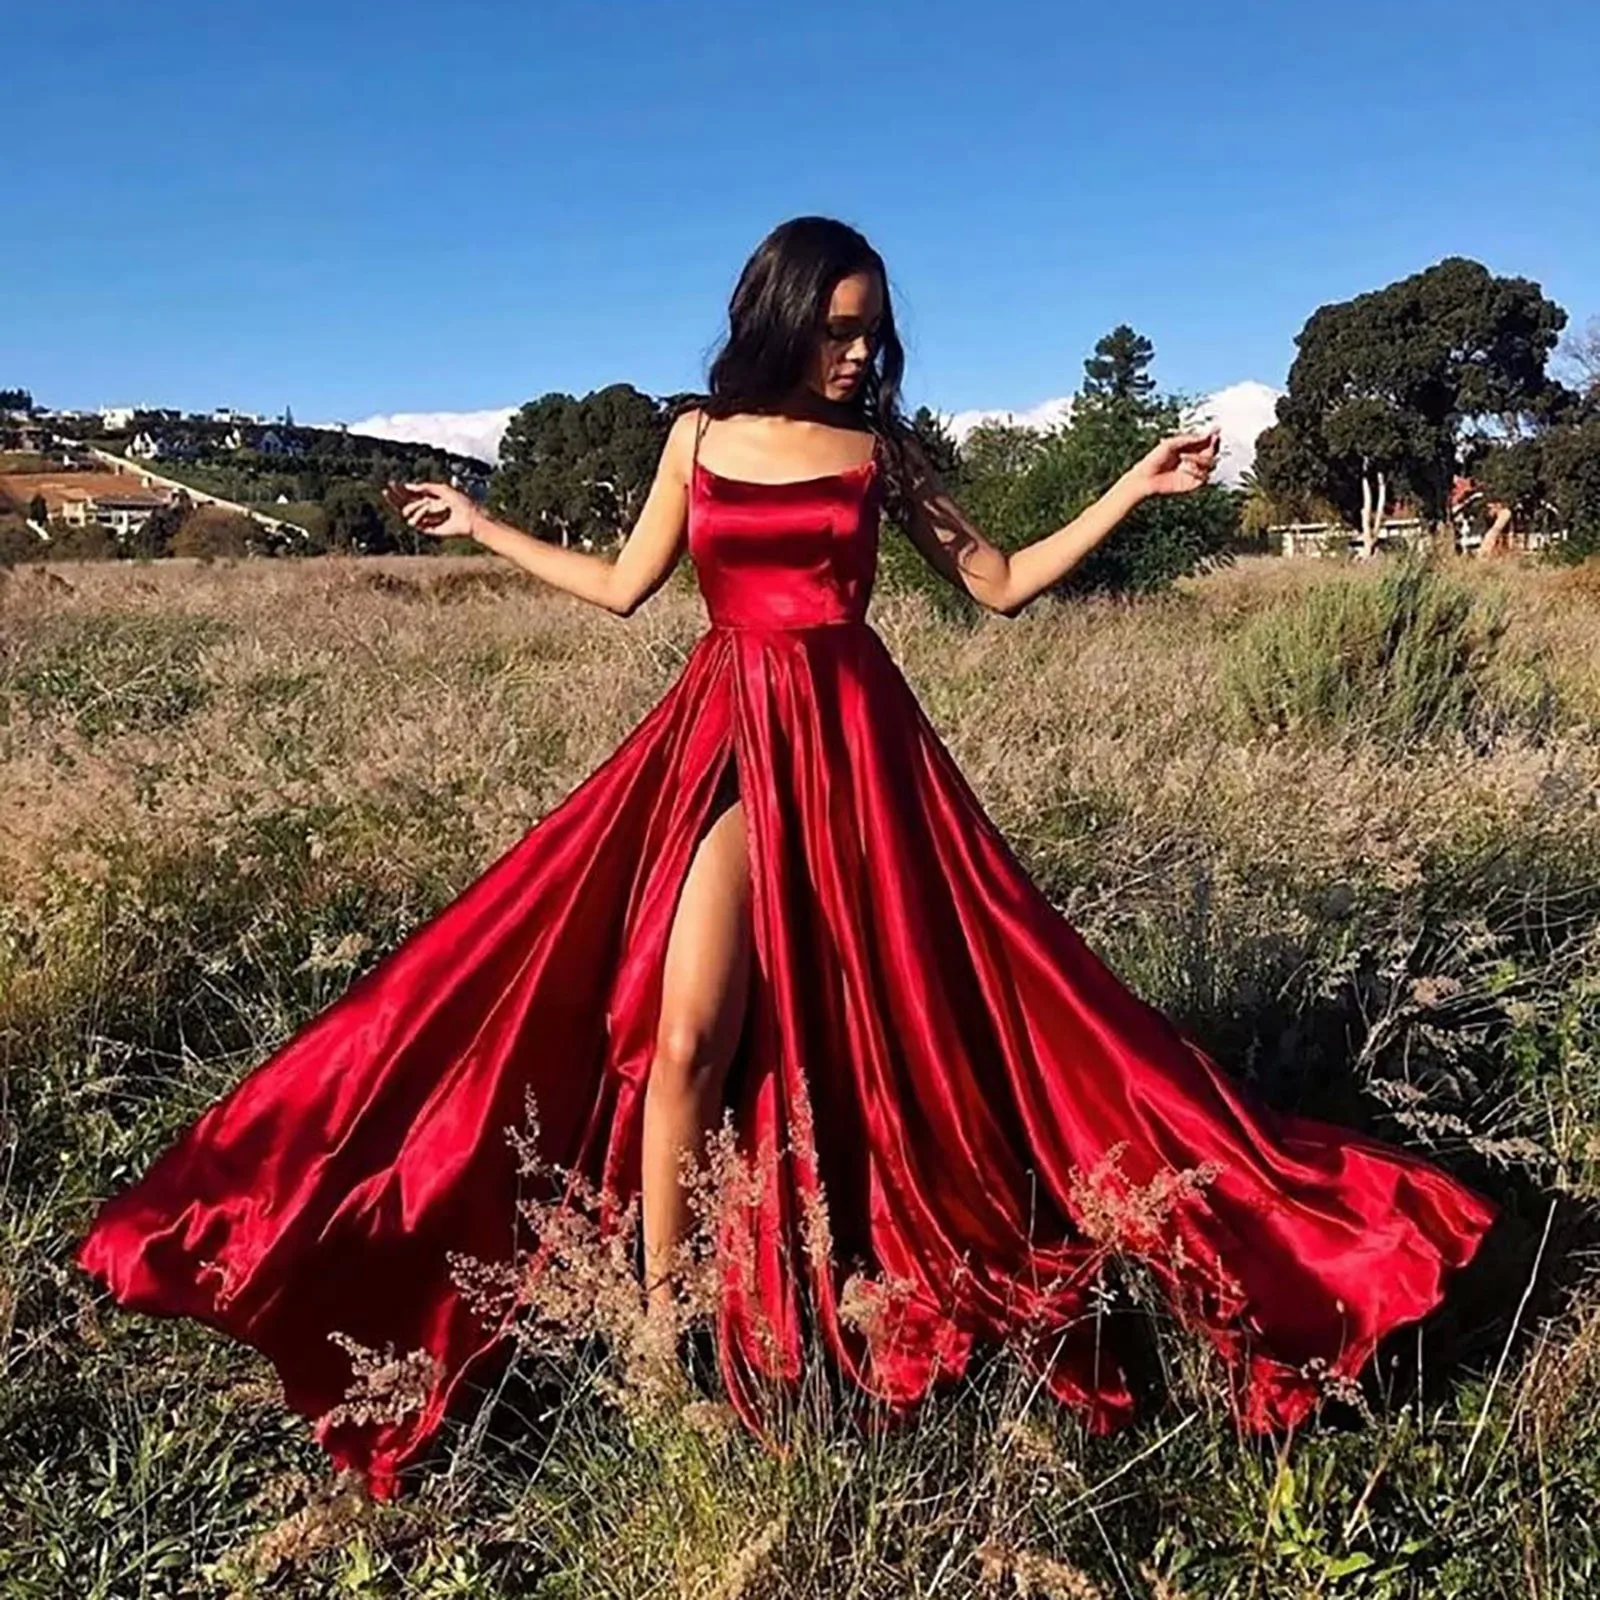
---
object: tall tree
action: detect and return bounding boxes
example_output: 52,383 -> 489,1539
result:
1081,325 -> 1156,402
1257,257 -> 1570,550
490,384 -> 668,548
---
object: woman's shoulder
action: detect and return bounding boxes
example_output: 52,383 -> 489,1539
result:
662,400 -> 712,456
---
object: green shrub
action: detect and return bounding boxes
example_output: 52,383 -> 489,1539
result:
1222,553 -> 1556,749
173,506 -> 256,559
44,520 -> 118,561
0,514 -> 45,565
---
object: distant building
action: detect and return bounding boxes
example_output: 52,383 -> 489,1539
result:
99,407 -> 137,432
258,428 -> 301,458
128,429 -> 205,463
59,487 -> 171,538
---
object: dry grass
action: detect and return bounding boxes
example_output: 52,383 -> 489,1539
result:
4,547 -> 1600,1596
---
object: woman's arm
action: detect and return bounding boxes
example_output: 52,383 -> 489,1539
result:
893,425 -> 1221,616
398,410 -> 701,617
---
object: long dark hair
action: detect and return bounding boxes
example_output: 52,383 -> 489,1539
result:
687,216 -> 914,510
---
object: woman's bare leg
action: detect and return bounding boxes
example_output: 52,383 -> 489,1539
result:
641,779 -> 753,1317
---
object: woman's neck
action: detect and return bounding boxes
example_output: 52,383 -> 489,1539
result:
781,387 -> 865,428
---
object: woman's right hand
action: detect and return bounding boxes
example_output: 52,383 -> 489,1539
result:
399,482 -> 480,541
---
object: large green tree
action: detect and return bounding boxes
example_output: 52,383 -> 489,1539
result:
1256,257 -> 1570,551
490,384 -> 669,548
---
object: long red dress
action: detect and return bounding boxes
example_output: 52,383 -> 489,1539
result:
75,422 -> 1498,1499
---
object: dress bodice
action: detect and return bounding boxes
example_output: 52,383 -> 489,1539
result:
687,448 -> 882,631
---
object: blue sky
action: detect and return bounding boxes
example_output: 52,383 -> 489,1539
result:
10,0 -> 1599,428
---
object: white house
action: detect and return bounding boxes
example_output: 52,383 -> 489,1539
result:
60,488 -> 170,537
99,406 -> 137,432
258,428 -> 301,458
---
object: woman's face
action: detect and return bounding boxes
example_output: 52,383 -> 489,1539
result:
808,269 -> 884,404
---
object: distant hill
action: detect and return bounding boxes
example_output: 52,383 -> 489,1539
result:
89,413 -> 493,552
89,413 -> 491,493
2,407 -> 498,558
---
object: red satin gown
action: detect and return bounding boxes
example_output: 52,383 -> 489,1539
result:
75,418 -> 1498,1500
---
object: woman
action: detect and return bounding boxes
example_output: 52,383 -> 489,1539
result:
76,215 -> 1498,1501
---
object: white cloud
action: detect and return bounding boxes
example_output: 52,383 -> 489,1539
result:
1180,381 -> 1283,487
937,379 -> 1282,488
943,395 -> 1077,439
311,407 -> 517,468
320,379 -> 1284,487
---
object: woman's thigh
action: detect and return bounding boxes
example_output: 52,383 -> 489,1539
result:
654,787 -> 754,1082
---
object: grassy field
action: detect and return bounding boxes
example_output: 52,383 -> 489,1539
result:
3,549 -> 1598,1597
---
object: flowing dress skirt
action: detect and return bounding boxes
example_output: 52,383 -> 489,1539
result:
75,618 -> 1499,1498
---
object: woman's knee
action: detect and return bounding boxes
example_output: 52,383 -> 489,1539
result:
650,1017 -> 729,1100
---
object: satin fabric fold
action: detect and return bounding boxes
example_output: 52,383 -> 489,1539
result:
75,447 -> 1497,1498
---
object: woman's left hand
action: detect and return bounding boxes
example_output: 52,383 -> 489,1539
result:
1127,429 -> 1221,498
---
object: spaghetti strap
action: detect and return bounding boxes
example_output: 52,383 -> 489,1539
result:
691,406 -> 710,479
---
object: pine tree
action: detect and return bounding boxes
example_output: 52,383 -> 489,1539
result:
1081,325 -> 1156,402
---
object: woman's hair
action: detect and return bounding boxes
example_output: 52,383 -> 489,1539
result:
688,215 -> 916,512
